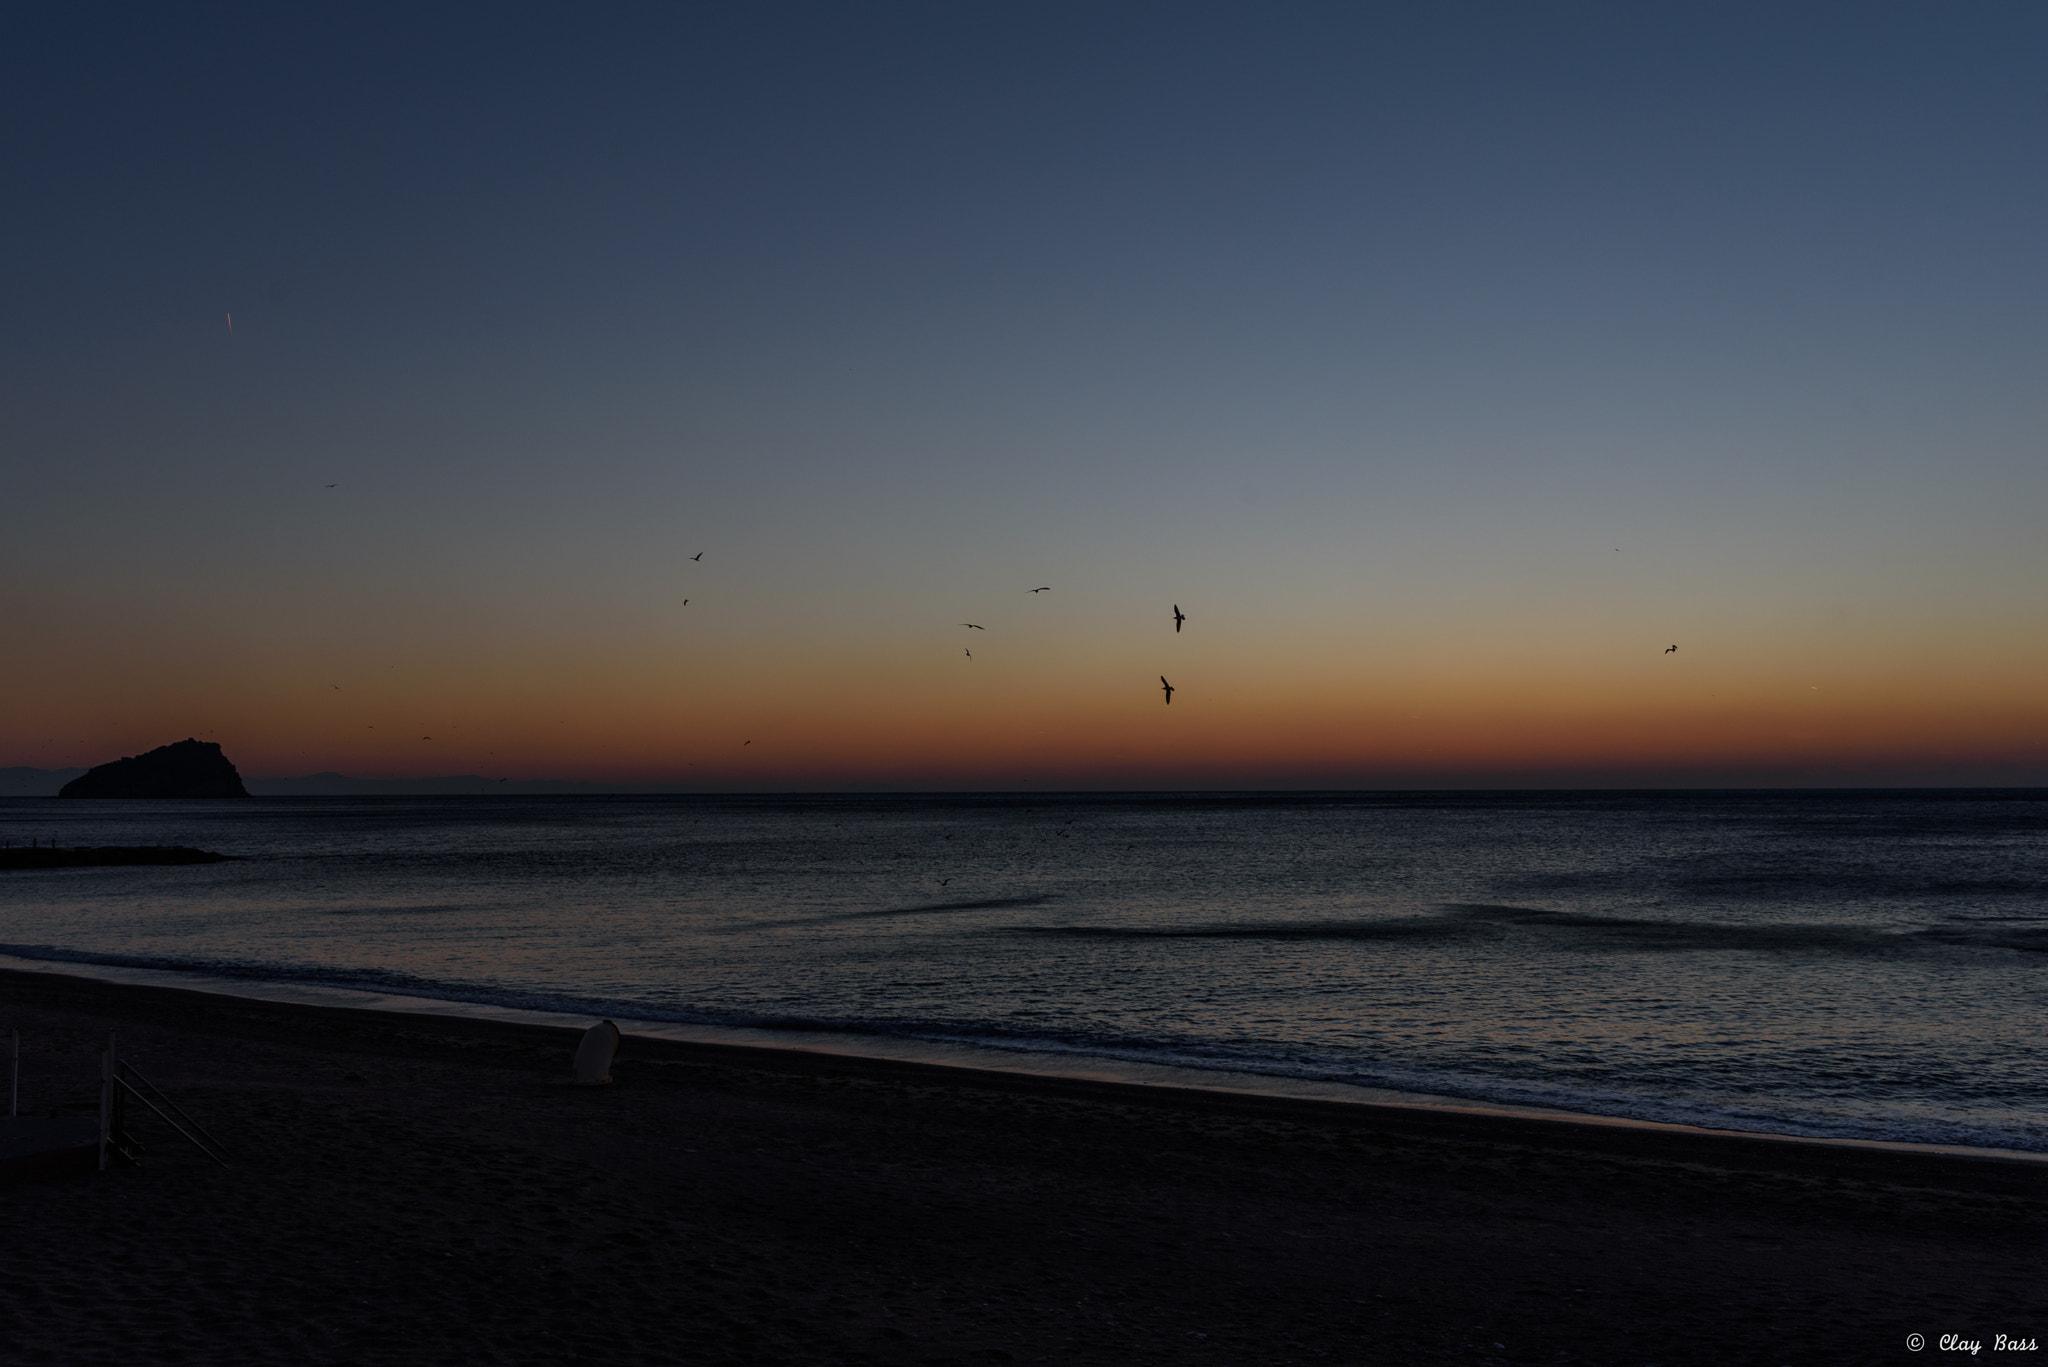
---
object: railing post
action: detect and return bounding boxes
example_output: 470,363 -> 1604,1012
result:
98,1030 -> 115,1171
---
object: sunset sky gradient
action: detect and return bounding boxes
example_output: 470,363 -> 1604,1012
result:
6,3 -> 2047,788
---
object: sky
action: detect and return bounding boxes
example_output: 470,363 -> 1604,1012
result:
5,2 -> 2047,789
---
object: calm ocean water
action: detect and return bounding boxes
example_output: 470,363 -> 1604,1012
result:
3,791 -> 2045,1151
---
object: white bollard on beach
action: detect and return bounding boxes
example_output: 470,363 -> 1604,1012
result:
571,1019 -> 622,1086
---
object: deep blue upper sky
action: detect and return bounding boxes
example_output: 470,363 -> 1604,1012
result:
15,4 -> 2045,411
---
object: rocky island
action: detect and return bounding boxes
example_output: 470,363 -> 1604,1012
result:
57,739 -> 250,799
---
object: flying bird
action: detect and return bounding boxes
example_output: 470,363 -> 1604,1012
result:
1665,644 -> 1678,654
422,736 -> 431,740
682,599 -> 689,605
691,552 -> 703,561
961,623 -> 984,630
1160,676 -> 1175,705
325,483 -> 337,489
1172,605 -> 1185,632
743,740 -> 752,746
1029,586 -> 1050,593
964,649 -> 971,659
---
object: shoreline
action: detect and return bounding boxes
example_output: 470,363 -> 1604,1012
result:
5,952 -> 2043,1168
5,960 -> 2045,1364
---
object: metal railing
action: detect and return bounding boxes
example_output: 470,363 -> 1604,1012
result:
98,1031 -> 231,1170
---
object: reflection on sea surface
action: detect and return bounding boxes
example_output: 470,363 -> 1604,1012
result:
2,790 -> 2044,1150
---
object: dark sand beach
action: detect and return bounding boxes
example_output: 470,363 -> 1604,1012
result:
2,967 -> 2039,1366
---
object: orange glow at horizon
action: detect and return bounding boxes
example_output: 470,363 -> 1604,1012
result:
13,616 -> 2047,787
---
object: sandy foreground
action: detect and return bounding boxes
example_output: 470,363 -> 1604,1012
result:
1,967 -> 2041,1366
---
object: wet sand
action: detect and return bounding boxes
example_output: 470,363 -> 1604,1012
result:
2,966 -> 2040,1365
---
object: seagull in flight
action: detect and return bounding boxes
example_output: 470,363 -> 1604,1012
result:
964,649 -> 971,659
1160,676 -> 1175,705
960,623 -> 984,630
1665,644 -> 1678,654
1172,605 -> 1185,633
1029,586 -> 1050,593
691,552 -> 703,561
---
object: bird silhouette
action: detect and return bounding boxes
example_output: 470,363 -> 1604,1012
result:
691,552 -> 703,561
961,623 -> 984,630
682,599 -> 689,605
325,483 -> 337,489
422,736 -> 431,740
1665,644 -> 1678,654
743,740 -> 752,746
1029,586 -> 1050,593
1172,605 -> 1185,632
940,878 -> 952,886
1160,676 -> 1175,704
964,649 -> 971,659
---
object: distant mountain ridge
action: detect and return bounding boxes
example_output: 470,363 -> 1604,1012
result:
0,767 -> 89,797
0,766 -> 688,797
245,772 -> 692,796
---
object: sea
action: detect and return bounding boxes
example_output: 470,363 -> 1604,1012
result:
2,790 -> 2045,1153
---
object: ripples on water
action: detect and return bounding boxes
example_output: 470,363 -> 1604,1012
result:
2,790 -> 2044,1150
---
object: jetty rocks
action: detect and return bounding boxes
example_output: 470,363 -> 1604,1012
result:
58,739 -> 251,799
